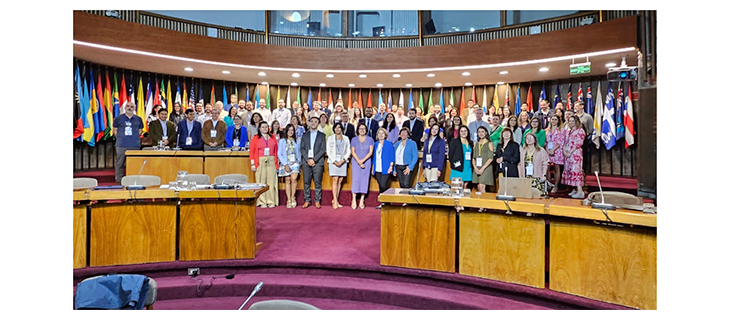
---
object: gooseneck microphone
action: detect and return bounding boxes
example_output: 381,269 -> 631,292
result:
591,171 -> 616,210
238,282 -> 264,310
496,166 -> 516,201
126,160 -> 147,190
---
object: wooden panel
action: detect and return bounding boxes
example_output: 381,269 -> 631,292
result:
548,198 -> 656,227
74,11 -> 638,71
550,220 -> 656,310
380,205 -> 456,273
204,156 -> 253,183
179,200 -> 257,260
459,212 -> 545,288
90,202 -> 176,266
126,156 -> 203,185
73,204 -> 87,269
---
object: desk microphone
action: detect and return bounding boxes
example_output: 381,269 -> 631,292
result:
126,160 -> 147,190
238,282 -> 264,310
591,171 -> 616,211
496,167 -> 516,201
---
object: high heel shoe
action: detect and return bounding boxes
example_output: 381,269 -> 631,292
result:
351,201 -> 357,210
359,201 -> 365,210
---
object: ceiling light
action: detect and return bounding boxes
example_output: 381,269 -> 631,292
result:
222,70 -> 230,74
465,82 -> 473,86
435,83 -> 442,87
326,74 -> 334,78
539,67 -> 549,72
470,28 -> 475,32
291,82 -> 298,86
497,82 -> 505,85
499,71 -> 509,75
320,83 -> 326,87
393,74 -> 401,78
462,72 -> 470,76
258,72 -> 266,76
184,67 -> 193,72
359,74 -> 367,78
405,84 -> 412,87
427,73 -> 435,77
292,73 -> 300,78
261,82 -> 268,85
606,62 -> 617,67
348,84 -> 355,87
376,84 -> 383,87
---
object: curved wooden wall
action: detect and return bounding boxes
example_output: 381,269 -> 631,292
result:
74,11 -> 637,71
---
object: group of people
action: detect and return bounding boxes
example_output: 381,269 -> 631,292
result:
112,92 -> 594,209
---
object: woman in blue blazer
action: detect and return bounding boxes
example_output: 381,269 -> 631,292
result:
393,127 -> 419,188
422,123 -> 446,182
372,128 -> 395,209
225,114 -> 249,149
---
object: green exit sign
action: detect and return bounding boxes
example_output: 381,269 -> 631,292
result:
570,62 -> 591,75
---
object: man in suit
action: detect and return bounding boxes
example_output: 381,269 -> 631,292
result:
429,104 -> 447,128
534,99 -> 555,131
300,116 -> 327,209
177,108 -> 203,150
341,112 -> 356,142
402,108 -> 425,150
358,107 -> 380,141
467,107 -> 490,143
237,99 -> 254,125
148,107 -> 177,148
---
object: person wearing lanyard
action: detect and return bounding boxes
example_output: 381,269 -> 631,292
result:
472,126 -> 495,200
423,123 -> 446,182
545,114 -> 565,193
350,123 -> 374,210
326,123 -> 351,210
250,121 -> 279,208
522,117 -> 546,148
300,116 -> 327,209
495,128 -> 520,178
278,124 -> 301,208
372,128 -> 395,209
562,115 -> 587,199
468,108 -> 489,144
448,125 -> 474,186
225,115 -> 248,151
202,109 -> 227,151
112,101 -> 145,183
148,107 -> 176,148
177,108 -> 203,151
519,132 -> 550,197
402,108 -> 424,150
393,127 -> 419,189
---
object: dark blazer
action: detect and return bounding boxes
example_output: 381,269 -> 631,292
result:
448,138 -> 473,172
423,136 -> 446,172
148,119 -> 177,147
534,108 -> 554,131
402,118 -> 425,150
177,119 -> 203,150
300,130 -> 327,166
494,140 -> 521,177
341,122 -> 356,142
358,117 -> 380,141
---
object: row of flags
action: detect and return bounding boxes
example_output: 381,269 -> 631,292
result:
593,82 -> 636,150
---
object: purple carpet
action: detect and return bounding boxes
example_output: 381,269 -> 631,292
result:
73,206 -> 632,310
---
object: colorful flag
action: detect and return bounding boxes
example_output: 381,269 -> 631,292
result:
539,83 -> 546,104
153,79 -> 160,108
358,90 -> 363,108
113,72 -> 120,119
198,79 -> 203,105
307,89 -> 312,110
503,83 -> 510,108
95,70 -> 107,142
266,84 -> 271,109
317,88 -> 321,104
459,88 -> 465,116
492,84 -> 499,109
328,90 -> 333,109
592,85 -> 603,149
515,84 -> 522,115
439,88 -> 444,113
527,85 -> 534,112
615,84 -> 625,140
182,81 -> 187,109
297,87 -> 301,106
246,85 -> 250,104
159,78 -> 167,108
566,84 -> 573,110
601,84 -> 616,150
367,89 -> 371,108
137,76 -> 144,120
418,90 -> 424,111
577,83 -> 584,102
481,86 -> 487,114
409,89 -> 414,109
83,68 -> 95,146
276,85 -> 280,105
428,89 -> 433,109
175,81 -> 181,106
89,69 -> 100,144
167,79 -> 172,109
211,84 -> 216,107
120,73 -> 127,110
286,86 -> 291,108
338,90 -> 342,106
144,78 -> 153,132
223,84 -> 228,106
586,85 -> 593,115
104,71 -> 113,138
450,88 -> 454,110
348,89 -> 351,108
624,83 -> 636,148
188,79 -> 195,109
553,84 -> 560,109
388,90 -> 392,108
73,65 -> 85,139
399,89 -> 405,109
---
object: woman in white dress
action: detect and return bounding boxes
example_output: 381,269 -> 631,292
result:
326,123 -> 351,209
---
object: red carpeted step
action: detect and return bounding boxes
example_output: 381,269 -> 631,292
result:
153,296 -> 410,310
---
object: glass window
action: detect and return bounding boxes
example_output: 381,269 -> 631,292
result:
505,10 -> 580,25
348,10 -> 418,37
422,11 -> 500,35
147,10 -> 265,31
270,10 -> 344,37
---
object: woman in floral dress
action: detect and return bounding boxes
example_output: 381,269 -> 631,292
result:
561,115 -> 586,198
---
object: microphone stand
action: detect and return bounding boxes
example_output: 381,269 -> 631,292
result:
126,160 -> 148,190
590,171 -> 616,211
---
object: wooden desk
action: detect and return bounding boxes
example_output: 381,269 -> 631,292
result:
378,189 -> 456,273
203,151 -> 253,184
457,193 -> 551,288
547,198 -> 657,310
178,188 -> 267,261
76,186 -> 266,268
126,150 -> 204,184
